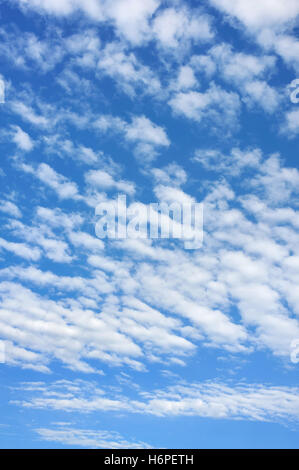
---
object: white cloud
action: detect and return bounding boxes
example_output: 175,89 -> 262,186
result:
14,0 -> 159,46
153,7 -> 214,49
169,90 -> 210,120
141,382 -> 299,420
42,136 -> 103,165
0,238 -> 41,260
193,44 -> 280,113
190,54 -> 216,77
242,80 -> 281,113
22,163 -> 81,200
154,184 -> 195,206
36,163 -> 80,200
169,84 -> 241,131
105,0 -> 159,45
2,147 -> 299,369
11,101 -> 49,127
209,0 -> 299,71
0,281 -> 143,372
97,42 -> 161,97
249,154 -> 299,203
36,206 -> 83,230
94,114 -> 170,162
7,219 -> 74,263
15,0 -> 104,19
267,33 -> 299,72
85,169 -> 135,195
0,200 -> 22,218
12,1 -> 213,51
0,27 -> 64,72
35,426 -> 151,449
57,68 -> 92,93
15,379 -> 299,424
11,125 -> 34,151
67,231 -> 105,252
169,65 -> 197,91
209,0 -> 299,32
282,109 -> 299,137
209,44 -> 276,84
1,3 -> 299,409
125,116 -> 169,147
0,264 -> 198,371
150,163 -> 187,187
193,147 -> 262,175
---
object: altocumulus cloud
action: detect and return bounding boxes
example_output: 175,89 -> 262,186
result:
0,0 -> 299,448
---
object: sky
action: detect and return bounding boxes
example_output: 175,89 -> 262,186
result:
0,0 -> 299,449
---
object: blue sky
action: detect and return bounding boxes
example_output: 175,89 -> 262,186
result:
0,0 -> 299,449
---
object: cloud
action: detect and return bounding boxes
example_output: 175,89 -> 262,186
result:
35,426 -> 151,449
153,6 -> 214,50
193,147 -> 262,175
169,84 -> 241,132
189,44 -> 280,113
209,44 -> 276,84
36,206 -> 83,230
0,269 -> 198,371
11,0 -> 212,51
153,184 -> 195,205
209,0 -> 299,71
242,80 -> 281,113
169,65 -> 197,92
1,2 -> 299,444
125,116 -> 170,147
0,238 -> 41,260
21,163 -> 81,200
94,114 -> 170,162
209,0 -> 299,32
249,153 -> 299,203
67,231 -> 105,252
104,0 -> 159,45
41,135 -> 106,166
266,33 -> 299,72
97,42 -> 161,97
14,0 -> 104,20
14,379 -> 299,424
36,163 -> 80,200
150,163 -> 187,187
85,169 -> 135,195
11,125 -> 34,151
142,382 -> 299,421
14,0 -> 159,46
0,26 -> 104,75
7,219 -> 74,263
11,101 -> 49,127
3,146 -> 299,365
282,109 -> 299,137
0,200 -> 22,218
0,281 -> 143,372
0,26 -> 64,72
